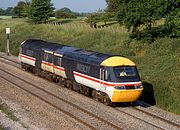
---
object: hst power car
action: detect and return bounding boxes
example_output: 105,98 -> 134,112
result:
19,39 -> 143,105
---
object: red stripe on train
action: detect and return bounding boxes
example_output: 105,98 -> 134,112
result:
19,54 -> 36,61
74,72 -> 141,87
20,54 -> 141,87
53,66 -> 65,71
74,72 -> 101,84
42,61 -> 54,67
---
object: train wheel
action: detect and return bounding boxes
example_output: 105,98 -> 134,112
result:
103,98 -> 111,106
21,63 -> 25,70
84,87 -> 91,97
72,82 -> 80,92
54,77 -> 59,83
92,90 -> 99,101
32,68 -> 38,75
66,80 -> 73,90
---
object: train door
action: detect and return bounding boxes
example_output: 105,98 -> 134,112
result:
64,58 -> 75,81
35,50 -> 42,69
100,67 -> 106,91
41,50 -> 54,73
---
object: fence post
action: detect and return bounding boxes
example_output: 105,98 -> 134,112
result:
6,28 -> 10,56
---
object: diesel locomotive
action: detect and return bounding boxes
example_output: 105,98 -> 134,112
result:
18,39 -> 143,105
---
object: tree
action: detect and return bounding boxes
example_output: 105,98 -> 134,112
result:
165,3 -> 180,37
0,8 -> 5,15
106,0 -> 180,40
14,1 -> 30,17
55,10 -> 76,19
106,0 -> 124,13
59,7 -> 72,13
0,7 -> 15,16
29,0 -> 54,23
87,13 -> 101,28
5,7 -> 15,16
55,7 -> 77,19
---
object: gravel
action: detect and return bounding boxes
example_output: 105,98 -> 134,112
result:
0,68 -> 91,130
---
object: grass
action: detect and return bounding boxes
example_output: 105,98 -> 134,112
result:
0,18 -> 179,114
0,124 -> 3,130
0,101 -> 19,122
0,16 -> 12,19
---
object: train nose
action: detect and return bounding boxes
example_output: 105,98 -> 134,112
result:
112,88 -> 143,102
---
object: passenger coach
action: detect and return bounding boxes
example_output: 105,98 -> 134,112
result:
19,39 -> 143,105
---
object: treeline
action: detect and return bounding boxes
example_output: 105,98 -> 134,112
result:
0,0 -> 89,19
0,1 -> 31,17
88,0 -> 180,41
0,7 -> 15,16
1,0 -> 179,41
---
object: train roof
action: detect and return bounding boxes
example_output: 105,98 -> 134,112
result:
21,39 -> 65,51
63,50 -> 114,65
21,39 -> 135,66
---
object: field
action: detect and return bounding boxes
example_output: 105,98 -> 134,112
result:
0,16 -> 12,19
0,18 -> 179,114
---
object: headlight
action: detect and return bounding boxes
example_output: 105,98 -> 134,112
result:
115,86 -> 126,90
135,85 -> 143,89
115,85 -> 143,90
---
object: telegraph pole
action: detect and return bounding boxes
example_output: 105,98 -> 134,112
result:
6,28 -> 10,56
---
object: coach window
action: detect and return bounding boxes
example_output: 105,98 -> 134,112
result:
44,53 -> 49,61
49,54 -> 53,63
57,57 -> 62,66
44,53 -> 53,63
26,49 -> 34,57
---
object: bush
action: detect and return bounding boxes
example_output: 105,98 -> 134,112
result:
55,10 -> 77,19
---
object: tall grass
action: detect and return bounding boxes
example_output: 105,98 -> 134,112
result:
0,124 -> 3,130
0,19 -> 179,114
0,100 -> 19,121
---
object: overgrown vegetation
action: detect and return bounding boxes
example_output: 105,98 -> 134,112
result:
0,100 -> 19,121
55,7 -> 77,19
0,19 -> 179,114
106,0 -> 180,41
0,124 -> 4,130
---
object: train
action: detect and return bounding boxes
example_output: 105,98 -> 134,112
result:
18,39 -> 143,106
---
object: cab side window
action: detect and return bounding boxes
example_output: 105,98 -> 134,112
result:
100,68 -> 111,81
105,69 -> 111,82
100,68 -> 104,80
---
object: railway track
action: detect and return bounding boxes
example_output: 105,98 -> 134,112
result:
115,106 -> 180,130
134,101 -> 180,127
0,65 -> 123,130
0,54 -> 180,130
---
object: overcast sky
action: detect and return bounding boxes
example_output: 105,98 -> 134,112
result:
0,0 -> 107,12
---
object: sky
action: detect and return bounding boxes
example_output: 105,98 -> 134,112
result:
0,0 -> 107,12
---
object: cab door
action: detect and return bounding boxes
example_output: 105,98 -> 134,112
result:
100,67 -> 106,91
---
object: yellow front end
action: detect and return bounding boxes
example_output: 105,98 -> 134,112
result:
112,89 -> 143,102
